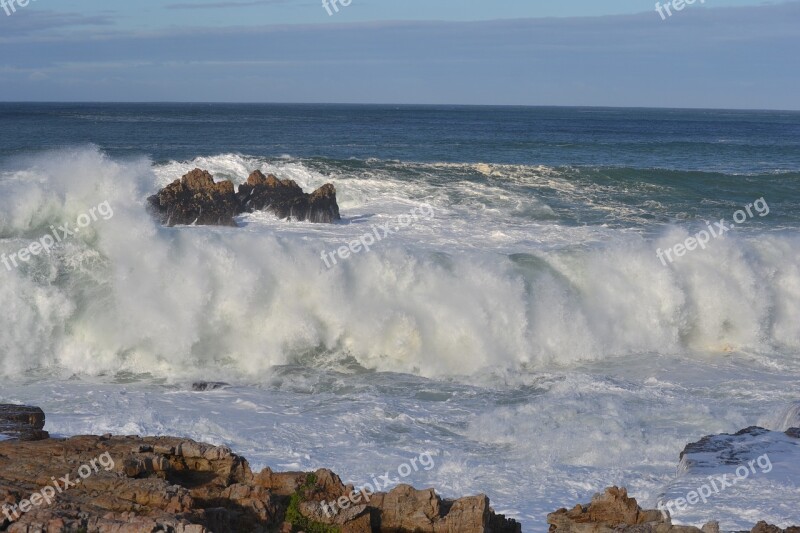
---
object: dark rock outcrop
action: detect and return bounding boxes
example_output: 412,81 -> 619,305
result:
148,168 -> 240,226
0,404 -> 49,442
148,168 -> 341,226
236,170 -> 341,223
679,426 -> 799,467
191,381 -> 230,392
0,431 -> 519,532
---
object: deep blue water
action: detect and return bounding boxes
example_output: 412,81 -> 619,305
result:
1,103 -> 799,173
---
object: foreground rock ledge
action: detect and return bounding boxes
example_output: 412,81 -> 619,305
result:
147,168 -> 341,226
0,434 -> 520,533
0,405 -> 48,442
547,486 -> 799,533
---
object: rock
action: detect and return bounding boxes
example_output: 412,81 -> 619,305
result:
191,381 -> 230,392
0,429 -> 518,533
236,169 -> 341,223
547,486 -> 715,532
679,426 -> 773,465
147,168 -> 342,226
307,183 -> 342,223
147,168 -> 240,226
675,425 -> 799,494
750,521 -> 800,533
678,425 -> 799,468
0,404 -> 49,442
547,487 -> 799,533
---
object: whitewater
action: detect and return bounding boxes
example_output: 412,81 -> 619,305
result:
1,144 -> 799,531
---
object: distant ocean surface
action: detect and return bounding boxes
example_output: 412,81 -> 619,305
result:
1,104 -> 799,531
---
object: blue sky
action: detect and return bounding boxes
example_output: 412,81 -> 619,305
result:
0,0 -> 798,108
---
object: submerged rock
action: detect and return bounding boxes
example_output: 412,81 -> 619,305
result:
148,168 -> 341,226
679,426 -> 799,467
191,381 -> 230,391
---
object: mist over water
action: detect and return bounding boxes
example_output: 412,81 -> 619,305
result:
0,146 -> 798,380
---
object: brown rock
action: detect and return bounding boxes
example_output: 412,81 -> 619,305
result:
548,487 -> 697,532
0,404 -> 49,442
149,168 -> 342,225
547,487 -> 799,533
147,168 -> 240,226
307,183 -> 342,223
236,169 -> 341,223
751,522 -> 800,533
368,484 -> 520,533
0,429 -> 518,533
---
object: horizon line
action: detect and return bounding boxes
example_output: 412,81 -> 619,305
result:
1,101 -> 799,113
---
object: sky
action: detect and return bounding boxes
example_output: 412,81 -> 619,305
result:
0,0 -> 798,108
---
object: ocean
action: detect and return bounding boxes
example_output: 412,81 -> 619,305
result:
1,103 -> 799,531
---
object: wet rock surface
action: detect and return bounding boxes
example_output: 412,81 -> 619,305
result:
679,426 -> 800,469
237,170 -> 341,223
147,168 -> 240,226
0,405 -> 48,442
148,168 -> 341,226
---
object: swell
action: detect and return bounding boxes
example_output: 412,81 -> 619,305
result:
1,147 -> 799,380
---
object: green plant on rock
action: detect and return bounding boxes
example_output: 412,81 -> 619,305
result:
285,473 -> 340,533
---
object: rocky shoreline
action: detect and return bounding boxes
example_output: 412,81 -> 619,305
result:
1,404 -> 519,533
1,404 -> 797,533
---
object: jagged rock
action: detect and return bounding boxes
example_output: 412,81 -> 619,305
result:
147,168 -> 341,226
1,429 -> 519,533
148,168 -> 240,226
680,425 -> 799,463
750,521 -> 800,533
0,404 -> 49,442
236,169 -> 341,223
547,487 -> 799,533
547,486 -> 716,532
